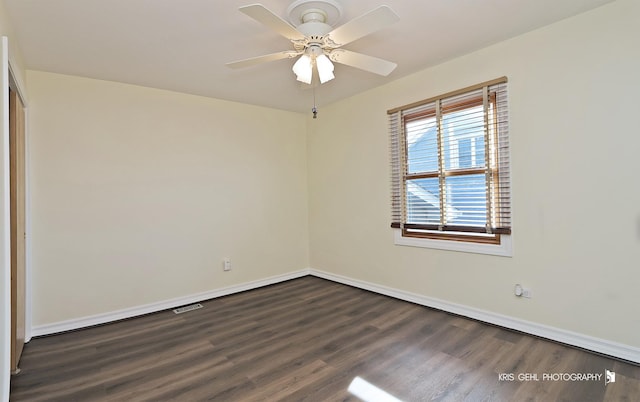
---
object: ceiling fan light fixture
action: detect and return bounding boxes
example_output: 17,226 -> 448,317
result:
230,3 -> 399,87
292,54 -> 313,84
316,53 -> 335,83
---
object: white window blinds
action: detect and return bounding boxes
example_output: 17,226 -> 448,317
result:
389,77 -> 511,236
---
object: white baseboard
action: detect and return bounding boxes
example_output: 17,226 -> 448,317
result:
309,268 -> 640,364
31,269 -> 310,337
30,267 -> 640,364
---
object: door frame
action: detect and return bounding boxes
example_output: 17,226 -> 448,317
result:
8,51 -> 29,346
1,35 -> 29,399
9,77 -> 26,374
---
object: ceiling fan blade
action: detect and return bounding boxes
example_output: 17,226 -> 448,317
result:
327,6 -> 399,47
328,49 -> 397,76
226,51 -> 300,69
239,4 -> 305,40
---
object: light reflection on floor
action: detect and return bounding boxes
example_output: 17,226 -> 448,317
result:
348,376 -> 403,402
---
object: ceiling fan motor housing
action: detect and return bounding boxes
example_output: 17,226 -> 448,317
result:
289,0 -> 341,52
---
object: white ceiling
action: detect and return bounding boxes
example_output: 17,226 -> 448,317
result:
4,0 -> 613,113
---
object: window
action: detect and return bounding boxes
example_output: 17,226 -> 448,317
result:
389,78 -> 511,250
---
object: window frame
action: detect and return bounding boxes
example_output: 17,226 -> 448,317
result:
393,228 -> 512,257
388,77 -> 511,252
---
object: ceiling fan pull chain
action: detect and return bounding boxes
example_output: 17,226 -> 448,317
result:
312,87 -> 318,119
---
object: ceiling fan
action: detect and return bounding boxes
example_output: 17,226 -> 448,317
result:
226,0 -> 400,86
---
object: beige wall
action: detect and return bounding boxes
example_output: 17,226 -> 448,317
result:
0,0 -> 25,83
27,71 -> 309,325
308,0 -> 640,347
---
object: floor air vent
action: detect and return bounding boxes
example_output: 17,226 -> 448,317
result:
173,303 -> 203,314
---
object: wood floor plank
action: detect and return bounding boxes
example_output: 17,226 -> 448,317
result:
10,276 -> 640,401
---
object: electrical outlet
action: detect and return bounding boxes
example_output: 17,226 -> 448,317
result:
522,288 -> 532,298
223,258 -> 231,271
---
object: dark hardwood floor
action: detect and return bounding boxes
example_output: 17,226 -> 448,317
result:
10,276 -> 640,401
